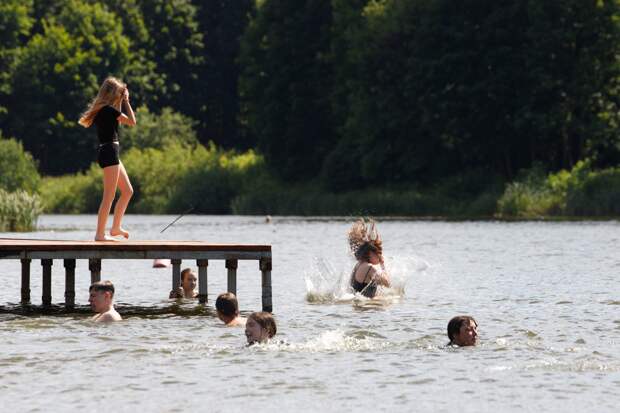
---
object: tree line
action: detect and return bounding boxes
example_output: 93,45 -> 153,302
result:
1,0 -> 620,196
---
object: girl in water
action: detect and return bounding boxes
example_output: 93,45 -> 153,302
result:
169,268 -> 198,299
348,218 -> 391,298
79,77 -> 136,241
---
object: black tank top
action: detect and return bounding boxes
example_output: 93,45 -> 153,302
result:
93,105 -> 121,144
350,264 -> 377,298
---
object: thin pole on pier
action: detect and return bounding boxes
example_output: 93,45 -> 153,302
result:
260,258 -> 272,313
171,259 -> 182,290
64,259 -> 76,309
197,259 -> 208,304
41,259 -> 53,307
20,258 -> 31,305
225,259 -> 238,295
88,259 -> 101,284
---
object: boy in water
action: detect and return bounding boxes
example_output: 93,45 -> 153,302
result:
215,292 -> 246,327
89,280 -> 122,322
447,315 -> 478,346
245,311 -> 277,345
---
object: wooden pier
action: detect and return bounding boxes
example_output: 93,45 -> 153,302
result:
0,239 -> 273,312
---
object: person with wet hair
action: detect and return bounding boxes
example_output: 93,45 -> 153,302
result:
169,268 -> 198,299
245,312 -> 277,345
89,280 -> 122,322
215,292 -> 246,327
347,218 -> 391,298
447,315 -> 478,347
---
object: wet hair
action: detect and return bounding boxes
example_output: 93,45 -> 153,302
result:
248,311 -> 277,338
89,280 -> 115,296
348,218 -> 383,262
447,315 -> 477,342
181,268 -> 196,282
216,292 -> 239,317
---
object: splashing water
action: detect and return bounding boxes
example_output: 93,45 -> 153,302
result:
304,256 -> 429,304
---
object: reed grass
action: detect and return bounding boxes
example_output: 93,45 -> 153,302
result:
0,189 -> 43,231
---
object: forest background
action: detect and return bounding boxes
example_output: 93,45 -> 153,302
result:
2,0 -> 620,230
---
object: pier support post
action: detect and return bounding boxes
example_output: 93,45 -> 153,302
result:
41,259 -> 53,307
64,259 -> 76,309
260,258 -> 272,313
21,258 -> 31,305
89,259 -> 101,284
197,259 -> 208,304
226,259 -> 237,295
171,259 -> 182,290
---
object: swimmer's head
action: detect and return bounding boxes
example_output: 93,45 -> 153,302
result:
89,280 -> 115,312
355,241 -> 383,264
245,311 -> 276,344
447,315 -> 478,347
180,268 -> 197,292
216,292 -> 239,323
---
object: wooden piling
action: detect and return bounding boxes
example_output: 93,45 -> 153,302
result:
197,259 -> 208,303
1,240 -> 272,310
64,259 -> 76,308
260,257 -> 272,313
226,259 -> 238,295
41,259 -> 52,307
20,258 -> 31,305
171,259 -> 182,290
88,258 -> 101,284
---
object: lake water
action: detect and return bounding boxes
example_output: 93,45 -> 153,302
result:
1,215 -> 619,412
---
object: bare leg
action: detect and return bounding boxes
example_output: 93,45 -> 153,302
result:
110,161 -> 133,238
95,165 -> 120,241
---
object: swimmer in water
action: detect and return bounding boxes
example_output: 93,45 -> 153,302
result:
216,292 -> 246,327
245,312 -> 277,345
347,218 -> 390,298
447,315 -> 478,347
89,280 -> 122,322
169,268 -> 198,299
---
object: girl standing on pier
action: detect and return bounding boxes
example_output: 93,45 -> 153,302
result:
79,77 -> 136,241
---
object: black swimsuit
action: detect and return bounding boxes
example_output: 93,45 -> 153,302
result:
93,105 -> 122,168
350,264 -> 377,298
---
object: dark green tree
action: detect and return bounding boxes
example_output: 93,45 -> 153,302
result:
5,0 -> 131,174
240,0 -> 335,181
193,0 -> 255,148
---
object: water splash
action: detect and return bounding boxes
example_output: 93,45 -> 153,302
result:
304,256 -> 428,304
250,329 -> 393,353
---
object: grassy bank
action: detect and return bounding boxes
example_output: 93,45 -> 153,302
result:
496,161 -> 620,218
34,144 -> 620,219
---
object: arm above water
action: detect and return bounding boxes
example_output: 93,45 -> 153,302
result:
370,263 -> 390,287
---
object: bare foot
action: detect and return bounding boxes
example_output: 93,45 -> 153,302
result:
94,234 -> 120,242
110,228 -> 129,239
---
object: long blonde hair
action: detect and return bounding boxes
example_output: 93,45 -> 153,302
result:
78,77 -> 126,128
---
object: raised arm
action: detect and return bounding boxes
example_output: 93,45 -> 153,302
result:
371,263 -> 391,287
117,88 -> 136,126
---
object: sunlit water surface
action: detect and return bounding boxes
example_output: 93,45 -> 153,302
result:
1,215 -> 619,412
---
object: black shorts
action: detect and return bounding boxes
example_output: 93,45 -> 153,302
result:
97,142 -> 120,168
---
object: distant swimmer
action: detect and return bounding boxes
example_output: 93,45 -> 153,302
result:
245,312 -> 277,345
216,292 -> 246,327
447,315 -> 478,347
169,268 -> 198,299
347,218 -> 391,298
89,280 -> 122,322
